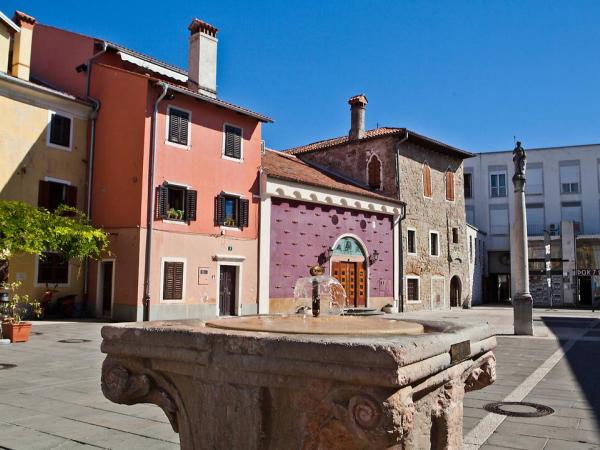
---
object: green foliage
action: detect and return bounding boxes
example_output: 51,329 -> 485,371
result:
1,281 -> 42,324
0,201 -> 109,261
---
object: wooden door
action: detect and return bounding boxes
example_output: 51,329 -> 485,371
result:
332,261 -> 367,308
219,265 -> 237,315
101,261 -> 113,316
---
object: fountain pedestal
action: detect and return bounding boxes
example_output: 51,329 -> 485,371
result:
101,316 -> 496,449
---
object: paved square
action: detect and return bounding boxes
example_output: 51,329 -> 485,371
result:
1,307 -> 599,449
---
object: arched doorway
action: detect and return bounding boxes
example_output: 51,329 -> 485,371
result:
330,236 -> 367,308
450,276 -> 462,307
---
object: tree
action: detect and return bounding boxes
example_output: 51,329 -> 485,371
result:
0,200 -> 109,261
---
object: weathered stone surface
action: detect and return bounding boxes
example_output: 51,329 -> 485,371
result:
101,317 -> 496,449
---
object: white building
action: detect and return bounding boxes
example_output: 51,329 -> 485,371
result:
464,143 -> 600,307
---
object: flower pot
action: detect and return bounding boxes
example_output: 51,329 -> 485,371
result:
1,322 -> 32,343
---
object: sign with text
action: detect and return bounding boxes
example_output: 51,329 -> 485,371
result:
576,269 -> 600,276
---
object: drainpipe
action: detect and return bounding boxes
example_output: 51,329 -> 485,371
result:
82,42 -> 107,307
395,130 -> 409,313
143,82 -> 169,321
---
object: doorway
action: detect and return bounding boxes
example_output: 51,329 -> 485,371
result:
98,260 -> 114,317
488,274 -> 511,304
219,265 -> 237,316
332,261 -> 366,308
579,276 -> 592,306
450,276 -> 462,307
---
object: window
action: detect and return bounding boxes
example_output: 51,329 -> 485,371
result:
561,201 -> 583,231
527,164 -> 543,195
423,164 -> 432,198
223,124 -> 243,160
452,227 -> 459,244
215,194 -> 249,229
38,180 -> 77,212
469,236 -> 473,262
407,229 -> 416,255
490,171 -> 507,198
406,277 -> 420,302
162,261 -> 184,300
167,107 -> 190,146
367,155 -> 382,190
157,184 -> 197,222
490,205 -> 509,236
446,170 -> 455,201
47,112 -> 71,149
429,231 -> 440,256
37,252 -> 68,284
464,173 -> 473,198
466,206 -> 475,225
526,204 -> 545,236
560,162 -> 580,194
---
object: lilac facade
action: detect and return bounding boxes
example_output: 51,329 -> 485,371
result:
269,197 -> 394,303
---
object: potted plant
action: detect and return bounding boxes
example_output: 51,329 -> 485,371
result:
167,208 -> 178,219
1,281 -> 42,343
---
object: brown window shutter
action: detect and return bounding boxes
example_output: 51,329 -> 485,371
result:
163,262 -> 175,299
173,262 -> 184,299
169,110 -> 180,143
423,165 -> 432,197
215,195 -> 225,225
64,185 -> 77,208
179,113 -> 189,146
49,114 -> 71,147
38,180 -> 50,208
239,198 -> 249,228
446,171 -> 455,201
157,186 -> 168,219
185,190 -> 197,221
224,125 -> 242,159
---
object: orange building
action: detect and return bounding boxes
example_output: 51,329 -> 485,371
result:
30,18 -> 272,320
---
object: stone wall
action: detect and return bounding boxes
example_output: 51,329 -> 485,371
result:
299,135 -> 471,311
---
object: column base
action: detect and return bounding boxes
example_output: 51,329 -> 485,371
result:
514,293 -> 533,335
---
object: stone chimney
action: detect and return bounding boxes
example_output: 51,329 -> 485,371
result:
11,11 -> 36,81
187,18 -> 218,98
348,94 -> 368,140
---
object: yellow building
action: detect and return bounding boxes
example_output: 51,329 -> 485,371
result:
0,11 -> 92,306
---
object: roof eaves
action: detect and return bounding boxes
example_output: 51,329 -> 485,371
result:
0,10 -> 20,32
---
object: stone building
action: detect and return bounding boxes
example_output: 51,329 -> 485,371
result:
259,150 -> 405,314
284,95 -> 472,311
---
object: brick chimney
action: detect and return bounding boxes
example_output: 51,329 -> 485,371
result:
11,10 -> 36,81
187,18 -> 218,98
348,94 -> 367,140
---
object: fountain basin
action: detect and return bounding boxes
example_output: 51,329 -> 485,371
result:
206,315 -> 424,335
101,316 -> 496,449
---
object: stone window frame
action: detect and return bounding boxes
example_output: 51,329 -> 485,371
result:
407,227 -> 417,256
366,153 -> 383,191
46,110 -> 74,151
165,105 -> 192,150
405,275 -> 421,304
429,230 -> 440,257
159,256 -> 187,303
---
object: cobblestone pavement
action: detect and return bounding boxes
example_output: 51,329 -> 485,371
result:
0,307 -> 599,449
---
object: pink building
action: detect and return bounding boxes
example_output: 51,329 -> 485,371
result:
29,18 -> 272,320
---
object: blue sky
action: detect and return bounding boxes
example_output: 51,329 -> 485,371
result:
5,1 -> 600,152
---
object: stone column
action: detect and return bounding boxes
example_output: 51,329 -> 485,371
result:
511,142 -> 533,335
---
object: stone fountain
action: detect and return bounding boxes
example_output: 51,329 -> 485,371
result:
101,268 -> 496,449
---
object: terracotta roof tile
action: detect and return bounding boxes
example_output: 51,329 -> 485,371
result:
262,150 -> 403,205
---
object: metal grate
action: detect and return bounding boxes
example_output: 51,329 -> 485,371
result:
484,402 -> 554,418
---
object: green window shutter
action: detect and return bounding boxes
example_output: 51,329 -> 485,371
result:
186,190 -> 197,221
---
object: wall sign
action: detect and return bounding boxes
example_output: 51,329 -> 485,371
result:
576,269 -> 600,276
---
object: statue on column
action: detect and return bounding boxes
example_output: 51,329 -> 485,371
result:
512,141 -> 526,179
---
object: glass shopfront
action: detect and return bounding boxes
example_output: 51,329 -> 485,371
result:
576,239 -> 600,308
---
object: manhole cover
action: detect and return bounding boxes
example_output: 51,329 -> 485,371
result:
57,339 -> 91,344
0,363 -> 17,370
484,402 -> 554,417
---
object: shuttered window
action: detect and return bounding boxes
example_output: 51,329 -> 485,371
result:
163,261 -> 184,300
446,170 -> 455,201
407,278 -> 419,302
223,125 -> 242,159
37,252 -> 69,284
38,180 -> 77,212
423,164 -> 432,198
156,184 -> 197,222
168,108 -> 190,146
48,113 -> 71,148
214,194 -> 249,228
367,155 -> 382,190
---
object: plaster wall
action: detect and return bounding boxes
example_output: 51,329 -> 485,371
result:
0,80 -> 90,302
269,198 -> 394,312
0,25 -> 10,73
467,226 -> 486,305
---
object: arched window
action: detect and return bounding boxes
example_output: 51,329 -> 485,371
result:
367,155 -> 382,190
423,164 -> 432,197
446,169 -> 455,201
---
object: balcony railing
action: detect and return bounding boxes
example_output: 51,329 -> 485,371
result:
527,224 -> 562,237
